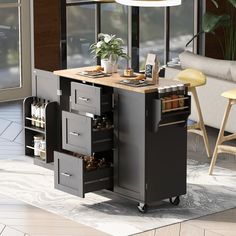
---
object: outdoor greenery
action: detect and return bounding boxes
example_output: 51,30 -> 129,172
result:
187,0 -> 236,60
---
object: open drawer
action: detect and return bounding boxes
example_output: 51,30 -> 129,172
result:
54,151 -> 113,198
62,111 -> 113,155
71,82 -> 112,116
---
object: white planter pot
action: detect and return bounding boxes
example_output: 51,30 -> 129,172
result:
101,59 -> 118,74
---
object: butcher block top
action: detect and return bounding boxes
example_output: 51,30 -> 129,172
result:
54,67 -> 188,94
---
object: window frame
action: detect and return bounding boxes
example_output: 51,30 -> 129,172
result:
64,0 -> 200,71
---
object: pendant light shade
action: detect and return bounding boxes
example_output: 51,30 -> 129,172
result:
115,0 -> 181,7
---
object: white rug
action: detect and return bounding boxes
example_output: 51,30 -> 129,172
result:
0,156 -> 236,236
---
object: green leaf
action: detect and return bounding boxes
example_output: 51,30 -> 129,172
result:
203,13 -> 230,32
228,0 -> 236,8
211,0 -> 219,8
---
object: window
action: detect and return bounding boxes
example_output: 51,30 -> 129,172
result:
101,3 -> 128,69
0,0 -> 20,89
67,4 -> 96,68
65,1 -> 197,71
170,0 -> 195,60
140,8 -> 164,70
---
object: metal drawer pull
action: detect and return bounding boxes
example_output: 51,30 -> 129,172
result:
159,120 -> 185,127
78,96 -> 90,102
61,172 -> 72,177
69,131 -> 80,136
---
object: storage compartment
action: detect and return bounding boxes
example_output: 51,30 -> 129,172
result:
23,96 -> 58,169
62,111 -> 113,155
71,82 -> 112,116
151,95 -> 191,132
54,151 -> 113,198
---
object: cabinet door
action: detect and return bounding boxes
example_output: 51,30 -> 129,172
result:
145,122 -> 187,203
113,89 -> 146,202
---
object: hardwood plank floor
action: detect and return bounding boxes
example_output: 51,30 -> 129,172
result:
0,193 -> 109,236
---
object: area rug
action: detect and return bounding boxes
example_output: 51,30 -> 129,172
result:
0,156 -> 236,236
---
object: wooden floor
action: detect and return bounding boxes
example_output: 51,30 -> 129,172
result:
135,207 -> 236,236
1,100 -> 236,236
0,193 -> 109,236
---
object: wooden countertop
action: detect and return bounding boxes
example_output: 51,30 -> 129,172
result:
54,67 -> 188,94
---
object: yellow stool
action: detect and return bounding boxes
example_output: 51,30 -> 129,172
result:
175,69 -> 211,157
209,88 -> 236,175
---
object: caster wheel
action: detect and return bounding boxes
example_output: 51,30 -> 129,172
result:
169,196 -> 180,206
137,203 -> 148,213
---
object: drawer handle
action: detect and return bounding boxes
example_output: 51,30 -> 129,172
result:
61,172 -> 72,177
69,131 -> 81,136
78,96 -> 90,102
159,120 -> 186,127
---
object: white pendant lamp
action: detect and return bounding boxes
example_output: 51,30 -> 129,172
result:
115,0 -> 181,7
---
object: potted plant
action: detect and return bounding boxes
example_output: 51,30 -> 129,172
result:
90,33 -> 129,73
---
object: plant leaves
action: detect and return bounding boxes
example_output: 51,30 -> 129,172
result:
228,0 -> 236,8
203,13 -> 230,32
211,0 -> 219,8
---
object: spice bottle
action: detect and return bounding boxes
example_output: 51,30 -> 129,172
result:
39,140 -> 46,160
31,98 -> 37,126
177,84 -> 185,107
40,99 -> 46,129
164,86 -> 172,110
35,98 -> 42,128
33,135 -> 44,156
171,85 -> 179,109
93,117 -> 99,131
157,87 -> 166,111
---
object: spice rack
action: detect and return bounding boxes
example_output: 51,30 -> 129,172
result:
23,96 -> 58,170
161,97 -> 190,113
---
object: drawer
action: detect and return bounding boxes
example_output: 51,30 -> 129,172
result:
62,111 -> 113,155
54,151 -> 113,198
71,82 -> 112,116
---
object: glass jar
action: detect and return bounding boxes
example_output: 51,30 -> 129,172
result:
171,85 -> 179,109
33,135 -> 44,156
157,87 -> 166,110
39,140 -> 46,161
164,86 -> 172,110
177,84 -> 185,107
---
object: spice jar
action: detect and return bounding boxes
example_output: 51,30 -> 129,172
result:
33,135 -> 44,156
157,87 -> 166,111
177,84 -> 185,107
171,85 -> 179,109
164,86 -> 172,110
39,140 -> 46,161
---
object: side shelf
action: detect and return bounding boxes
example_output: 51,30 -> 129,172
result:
23,96 -> 58,170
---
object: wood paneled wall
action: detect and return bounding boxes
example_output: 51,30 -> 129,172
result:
34,0 -> 61,71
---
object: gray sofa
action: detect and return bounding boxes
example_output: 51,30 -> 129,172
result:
165,51 -> 236,133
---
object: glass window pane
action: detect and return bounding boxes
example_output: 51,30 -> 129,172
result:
170,0 -> 194,60
101,3 -> 128,69
0,7 -> 20,90
67,4 -> 96,68
0,0 -> 18,3
140,8 -> 164,70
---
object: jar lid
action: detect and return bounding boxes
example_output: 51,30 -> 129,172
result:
177,84 -> 185,88
34,135 -> 44,140
157,87 -> 165,93
171,85 -> 178,91
165,86 -> 172,92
